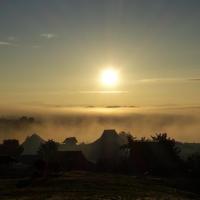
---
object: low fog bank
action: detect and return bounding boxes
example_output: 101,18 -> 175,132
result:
0,106 -> 199,143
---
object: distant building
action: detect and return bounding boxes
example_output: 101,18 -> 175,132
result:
19,155 -> 39,165
0,139 -> 23,157
80,129 -> 126,163
0,155 -> 16,166
0,155 -> 18,177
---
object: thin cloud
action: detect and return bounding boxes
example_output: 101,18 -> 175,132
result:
40,33 -> 56,39
139,78 -> 181,83
187,78 -> 200,82
79,90 -> 129,94
7,36 -> 15,41
139,78 -> 200,83
0,41 -> 18,47
32,45 -> 41,49
22,102 -> 137,109
0,41 -> 12,46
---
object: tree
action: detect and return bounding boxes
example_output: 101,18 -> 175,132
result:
37,140 -> 60,175
119,133 -> 137,173
38,140 -> 58,162
120,134 -> 136,153
151,133 -> 181,160
187,153 -> 200,177
63,137 -> 78,145
140,137 -> 149,142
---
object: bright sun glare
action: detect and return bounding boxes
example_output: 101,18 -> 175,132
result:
101,68 -> 119,86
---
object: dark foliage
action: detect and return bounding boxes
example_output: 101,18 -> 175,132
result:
37,140 -> 59,174
1,129 -> 200,182
186,152 -> 200,177
38,140 -> 58,161
63,137 -> 78,145
119,133 -> 183,176
151,133 -> 181,159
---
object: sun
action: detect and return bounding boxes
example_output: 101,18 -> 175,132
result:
101,68 -> 119,86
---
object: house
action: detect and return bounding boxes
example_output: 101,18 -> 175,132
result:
55,151 -> 94,171
0,155 -> 16,166
19,155 -> 39,165
0,155 -> 18,176
0,139 -> 23,157
80,129 -> 126,163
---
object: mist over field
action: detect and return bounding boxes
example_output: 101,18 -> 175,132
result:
0,105 -> 199,143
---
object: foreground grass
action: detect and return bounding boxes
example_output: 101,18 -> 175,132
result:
0,171 -> 199,200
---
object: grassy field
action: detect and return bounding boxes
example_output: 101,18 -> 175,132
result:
0,171 -> 199,200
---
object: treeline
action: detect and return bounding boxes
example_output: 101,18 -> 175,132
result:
34,133 -> 200,177
1,132 -> 200,178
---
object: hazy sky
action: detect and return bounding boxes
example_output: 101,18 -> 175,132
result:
0,0 -> 200,108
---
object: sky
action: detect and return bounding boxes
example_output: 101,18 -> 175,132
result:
0,0 -> 200,108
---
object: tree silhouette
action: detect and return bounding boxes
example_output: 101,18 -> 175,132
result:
187,153 -> 200,177
151,133 -> 181,161
151,133 -> 170,142
120,134 -> 136,153
119,134 -> 137,173
140,137 -> 149,142
38,140 -> 58,162
37,140 -> 59,175
63,137 -> 77,145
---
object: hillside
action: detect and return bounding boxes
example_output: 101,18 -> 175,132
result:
0,171 -> 198,200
